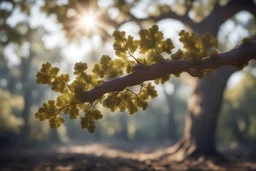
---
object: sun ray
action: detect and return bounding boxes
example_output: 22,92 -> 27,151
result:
64,2 -> 110,38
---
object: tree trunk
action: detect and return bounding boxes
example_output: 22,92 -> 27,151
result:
163,84 -> 178,141
20,87 -> 32,139
167,66 -> 236,161
167,7 -> 256,159
20,53 -> 33,139
165,2 -> 239,160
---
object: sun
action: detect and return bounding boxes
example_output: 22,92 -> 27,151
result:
82,12 -> 97,30
68,5 -> 109,37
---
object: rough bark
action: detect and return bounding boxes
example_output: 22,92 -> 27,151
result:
161,0 -> 256,160
166,67 -> 236,161
78,42 -> 256,103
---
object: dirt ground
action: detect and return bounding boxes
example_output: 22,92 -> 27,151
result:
0,144 -> 256,171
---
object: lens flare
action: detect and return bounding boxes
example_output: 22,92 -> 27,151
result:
67,4 -> 110,37
82,13 -> 96,30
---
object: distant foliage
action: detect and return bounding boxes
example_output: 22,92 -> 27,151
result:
0,89 -> 24,132
35,25 -> 223,132
219,72 -> 256,144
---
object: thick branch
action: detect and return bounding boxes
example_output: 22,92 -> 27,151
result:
195,0 -> 256,36
118,9 -> 195,28
116,0 -> 256,37
79,41 -> 256,103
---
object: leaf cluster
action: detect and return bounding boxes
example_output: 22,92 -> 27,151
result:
171,30 -> 218,62
36,25 -> 222,132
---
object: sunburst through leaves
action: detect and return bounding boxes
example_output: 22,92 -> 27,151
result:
36,24 -> 243,133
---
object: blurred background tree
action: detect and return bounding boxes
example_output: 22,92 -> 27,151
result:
0,0 -> 255,160
219,65 -> 256,146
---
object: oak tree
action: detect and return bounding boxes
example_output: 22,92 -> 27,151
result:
2,0 -> 256,160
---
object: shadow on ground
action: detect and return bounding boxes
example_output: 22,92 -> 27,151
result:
0,143 -> 256,171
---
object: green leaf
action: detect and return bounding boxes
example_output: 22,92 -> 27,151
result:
81,112 -> 96,133
35,100 -> 58,121
171,49 -> 184,60
161,38 -> 174,54
148,50 -> 165,63
202,32 -> 218,49
139,24 -> 164,53
91,109 -> 103,120
92,63 -> 104,78
100,55 -> 112,65
134,98 -> 148,110
127,35 -> 138,53
36,62 -> 55,84
51,74 -> 70,93
49,116 -> 64,128
74,62 -> 88,75
113,30 -> 128,57
126,98 -> 138,114
146,83 -> 158,98
36,72 -> 52,84
56,94 -> 71,107
69,105 -> 79,119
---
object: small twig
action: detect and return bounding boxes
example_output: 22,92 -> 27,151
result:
52,75 -> 74,92
127,50 -> 141,64
127,89 -> 144,103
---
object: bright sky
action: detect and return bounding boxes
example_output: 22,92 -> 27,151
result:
2,1 -> 254,91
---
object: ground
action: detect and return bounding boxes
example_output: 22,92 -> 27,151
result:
0,143 -> 256,171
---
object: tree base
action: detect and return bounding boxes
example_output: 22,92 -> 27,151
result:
157,138 -> 228,163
